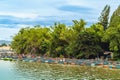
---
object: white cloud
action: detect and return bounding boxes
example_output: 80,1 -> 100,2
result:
0,12 -> 39,19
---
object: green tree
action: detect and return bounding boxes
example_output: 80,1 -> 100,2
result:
103,24 -> 120,59
49,23 -> 69,57
86,23 -> 104,37
65,19 -> 86,58
11,26 -> 51,55
109,5 -> 120,28
102,5 -> 120,59
86,24 -> 109,51
98,5 -> 110,30
66,20 -> 102,58
72,19 -> 86,32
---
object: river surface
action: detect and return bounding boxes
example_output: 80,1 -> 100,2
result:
0,60 -> 120,80
0,60 -> 86,80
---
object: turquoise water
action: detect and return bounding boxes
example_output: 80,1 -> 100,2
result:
0,60 -> 88,80
1,60 -> 120,80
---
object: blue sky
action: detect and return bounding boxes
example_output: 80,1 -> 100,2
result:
0,0 -> 119,41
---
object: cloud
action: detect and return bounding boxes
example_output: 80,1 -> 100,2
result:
0,15 -> 77,27
58,5 -> 94,14
0,0 -> 66,16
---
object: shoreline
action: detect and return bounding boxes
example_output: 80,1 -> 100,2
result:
1,59 -> 120,71
1,55 -> 120,70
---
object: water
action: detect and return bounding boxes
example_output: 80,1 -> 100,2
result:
0,60 -> 85,80
0,60 -> 120,80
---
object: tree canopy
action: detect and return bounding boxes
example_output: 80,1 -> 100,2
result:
11,5 -> 120,60
11,20 -> 104,59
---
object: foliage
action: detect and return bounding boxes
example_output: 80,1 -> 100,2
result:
103,6 -> 120,59
66,20 -> 102,58
11,5 -> 120,59
49,23 -> 69,57
98,5 -> 110,30
11,20 -> 103,59
103,25 -> 120,58
109,6 -> 120,28
11,26 -> 51,55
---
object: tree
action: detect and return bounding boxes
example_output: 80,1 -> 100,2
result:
67,20 -> 102,58
98,5 -> 110,30
109,5 -> 120,28
102,5 -> 120,59
11,26 -> 51,55
65,19 -> 86,58
103,24 -> 120,59
86,23 -> 109,51
72,19 -> 86,32
86,23 -> 104,37
49,23 -> 69,57
11,28 -> 27,54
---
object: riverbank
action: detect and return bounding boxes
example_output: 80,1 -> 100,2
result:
1,53 -> 120,70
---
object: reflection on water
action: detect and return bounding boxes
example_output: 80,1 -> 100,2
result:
0,60 -> 120,80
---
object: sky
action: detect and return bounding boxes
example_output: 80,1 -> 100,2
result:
0,0 -> 119,41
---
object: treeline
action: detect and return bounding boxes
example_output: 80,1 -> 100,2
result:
11,5 -> 120,59
0,43 -> 7,47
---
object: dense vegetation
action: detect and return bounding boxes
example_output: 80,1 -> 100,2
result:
11,5 -> 120,59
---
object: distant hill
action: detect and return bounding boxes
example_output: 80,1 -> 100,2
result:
0,40 -> 11,45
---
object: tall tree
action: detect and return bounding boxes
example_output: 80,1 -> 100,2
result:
103,6 -> 120,59
98,5 -> 110,30
109,5 -> 120,28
